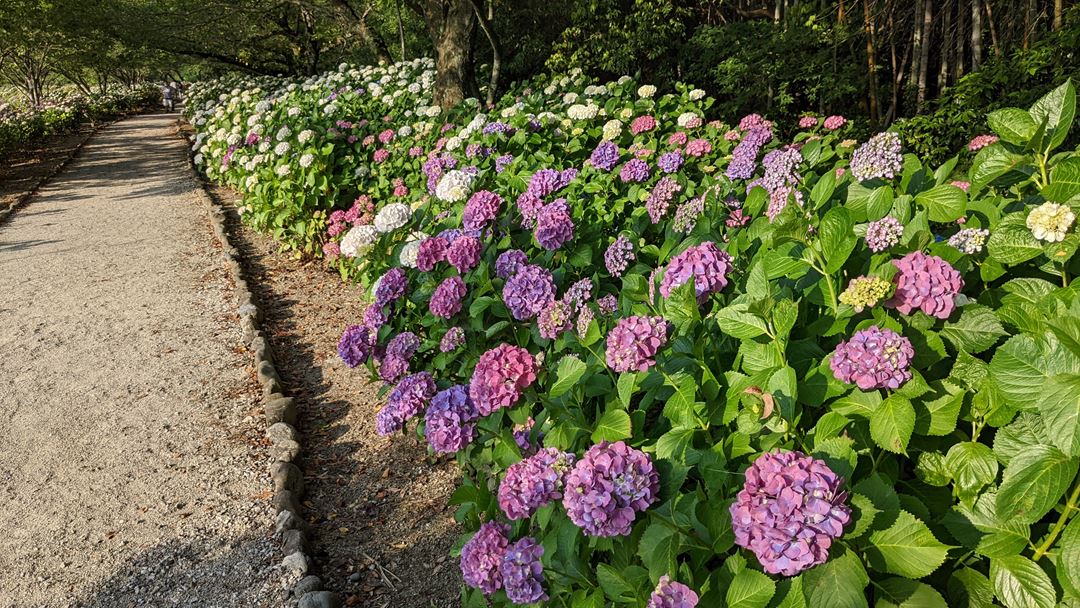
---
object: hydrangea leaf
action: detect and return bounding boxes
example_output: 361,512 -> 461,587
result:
1028,79 -> 1075,152
617,371 -> 638,408
715,306 -> 768,339
725,568 -> 775,608
1038,374 -> 1080,457
1042,157 -> 1080,202
874,577 -> 948,608
595,563 -> 637,603
810,170 -> 837,206
865,511 -> 951,579
968,144 -> 1025,194
947,567 -> 995,608
996,444 -> 1078,524
913,380 -> 963,436
1058,517 -> 1080,598
870,394 -> 915,454
987,108 -> 1038,146
990,555 -> 1057,608
637,521 -> 682,581
772,577 -> 807,608
945,442 -> 999,501
941,305 -> 1008,354
987,215 -> 1044,266
802,547 -> 869,608
550,354 -> 588,398
915,451 -> 951,487
989,335 -> 1054,412
993,412 -> 1051,466
915,183 -> 967,223
866,186 -> 895,221
591,408 -> 632,442
819,206 -> 857,274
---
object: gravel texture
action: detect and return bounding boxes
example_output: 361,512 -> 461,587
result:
0,114 -> 284,607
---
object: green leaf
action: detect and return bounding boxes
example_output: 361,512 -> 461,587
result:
1039,374 -> 1080,457
819,206 -> 857,274
987,108 -> 1038,145
867,186 -> 895,221
617,372 -> 638,408
726,568 -> 776,608
1058,517 -> 1080,597
664,281 -> 700,332
996,444 -> 1078,524
945,442 -> 999,500
591,408 -> 632,442
988,216 -> 1045,266
655,426 -> 698,463
874,578 -> 947,608
990,555 -> 1057,608
969,145 -> 1025,194
953,492 -> 1031,558
550,355 -> 588,398
865,511 -> 950,579
596,563 -> 637,602
1029,79 -> 1075,152
637,522 -> 681,581
948,567 -> 995,608
803,548 -> 869,608
716,306 -> 769,339
941,305 -> 1007,354
870,395 -> 916,454
811,169 -> 837,206
1043,157 -> 1080,203
994,413 -> 1051,465
915,184 -> 967,223
914,382 -> 964,436
990,335 -> 1055,412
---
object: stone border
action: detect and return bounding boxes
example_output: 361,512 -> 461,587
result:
175,120 -> 342,608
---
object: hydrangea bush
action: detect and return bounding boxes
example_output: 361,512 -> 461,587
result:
189,69 -> 1080,608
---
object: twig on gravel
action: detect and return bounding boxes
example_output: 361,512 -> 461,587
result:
362,551 -> 401,590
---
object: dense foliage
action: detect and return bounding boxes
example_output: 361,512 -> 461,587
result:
188,63 -> 1080,608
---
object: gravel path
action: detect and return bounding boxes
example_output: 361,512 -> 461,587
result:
0,114 -> 284,607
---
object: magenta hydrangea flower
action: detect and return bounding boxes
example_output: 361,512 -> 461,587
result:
462,190 -> 503,231
591,140 -> 620,171
660,242 -> 733,300
469,343 -> 538,415
495,249 -> 528,279
798,116 -> 818,129
598,295 -> 619,315
685,138 -> 711,158
416,236 -> 448,271
730,450 -> 851,576
830,326 -> 914,389
620,159 -> 651,183
647,576 -> 699,608
440,326 -> 465,353
501,537 -> 548,604
631,115 -> 657,135
851,132 -> 903,182
374,267 -> 408,306
739,114 -> 772,131
430,276 -> 467,318
534,199 -> 575,250
886,251 -> 964,319
447,235 -> 482,274
647,176 -> 683,224
563,441 -> 659,537
605,235 -> 635,277
424,385 -> 478,453
968,134 -> 999,151
460,521 -> 509,595
865,216 -> 904,252
823,115 -> 847,130
338,325 -> 374,368
606,315 -> 669,373
657,150 -> 684,173
498,447 -> 576,520
503,264 -> 555,320
376,371 -> 436,436
537,300 -> 574,340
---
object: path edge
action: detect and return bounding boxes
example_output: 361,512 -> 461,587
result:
173,119 -> 342,608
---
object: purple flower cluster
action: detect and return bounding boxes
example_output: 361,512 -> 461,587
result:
730,451 -> 851,576
646,176 -> 683,224
498,447 -> 576,520
430,276 -> 467,318
374,268 -> 408,307
886,251 -> 964,319
604,235 -> 635,277
620,158 -> 651,183
537,300 -> 574,340
338,325 -> 374,368
673,195 -> 705,234
850,132 -> 903,182
563,278 -> 593,309
469,343 -> 538,415
756,148 -> 803,220
563,441 -> 659,537
460,521 -> 509,595
501,538 -> 547,604
591,140 -> 620,171
598,295 -> 619,315
376,371 -> 436,436
659,242 -> 733,300
495,153 -> 514,173
416,236 -> 448,271
647,576 -> 699,608
447,235 -> 482,273
830,326 -> 914,389
513,418 -> 540,455
462,190 -> 503,231
495,249 -> 528,279
657,150 -> 684,174
503,264 -> 555,320
424,385 -> 478,453
606,315 -> 669,373
379,331 -> 420,384
865,216 -> 904,252
440,326 -> 465,353
726,127 -> 773,180
534,199 -> 575,250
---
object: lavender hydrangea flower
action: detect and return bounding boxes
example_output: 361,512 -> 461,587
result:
564,278 -> 594,309
386,331 -> 420,360
563,441 -> 659,537
606,316 -> 669,373
469,343 -> 538,415
673,195 -> 705,233
646,176 -> 683,224
850,132 -> 903,182
726,127 -> 772,180
660,242 -> 733,300
755,148 -> 803,220
537,300 -> 574,340
374,267 -> 408,306
462,190 -> 503,231
363,304 -> 388,331
534,199 -> 575,250
495,249 -> 528,279
446,235 -> 482,274
830,326 -> 914,389
416,236 -> 448,271
460,521 -> 509,595
376,371 -> 436,435
657,150 -> 684,174
430,276 -> 467,318
515,191 -> 544,225
338,325 -> 374,368
503,264 -> 555,320
498,447 -> 576,520
440,326 -> 466,353
513,418 -> 540,456
495,153 -> 514,173
424,385 -> 478,453
591,140 -> 620,171
865,216 -> 904,252
619,158 -> 650,183
598,295 -> 618,315
501,538 -> 548,604
605,235 -> 635,277
948,227 -> 990,254
378,355 -> 408,384
647,576 -> 699,608
730,451 -> 851,576
886,251 -> 964,319
576,306 -> 595,338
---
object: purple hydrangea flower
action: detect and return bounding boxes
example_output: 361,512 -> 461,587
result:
378,354 -> 408,384
647,576 -> 699,608
564,278 -> 594,309
886,251 -> 964,319
830,326 -> 914,390
534,199 -> 575,250
606,315 -> 669,373
430,276 -> 467,318
460,521 -> 509,595
619,158 -> 651,183
646,176 -> 682,224
498,447 -> 576,520
463,190 -> 503,231
598,295 -> 619,315
563,441 -> 659,537
363,305 -> 388,331
513,418 -> 541,455
338,325 -> 374,368
446,235 -> 482,274
424,385 -> 478,453
416,236 -> 448,271
865,216 -> 904,252
516,191 -> 544,225
659,242 -> 733,300
376,371 -> 436,435
537,300 -> 574,340
503,264 -> 555,320
605,235 -> 635,277
495,249 -> 528,279
657,150 -> 684,174
726,127 -> 773,180
469,343 -> 538,415
755,148 -> 803,220
591,140 -> 620,171
374,268 -> 408,307
730,450 -> 851,576
386,331 -> 419,359
495,153 -> 514,173
851,132 -> 903,182
501,537 -> 548,604
440,326 -> 466,353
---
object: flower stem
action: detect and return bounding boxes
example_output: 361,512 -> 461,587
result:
1033,469 -> 1080,561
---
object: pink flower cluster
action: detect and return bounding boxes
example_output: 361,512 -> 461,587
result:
605,315 -> 669,373
562,441 -> 659,537
498,447 -> 576,520
659,241 -> 733,300
886,251 -> 964,319
469,343 -> 538,415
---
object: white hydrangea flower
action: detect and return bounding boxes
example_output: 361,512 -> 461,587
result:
299,153 -> 315,168
250,123 -> 264,135
562,92 -> 579,105
324,103 -> 338,115
374,203 -> 411,233
602,119 -> 622,141
287,106 -> 301,117
543,84 -> 557,96
689,88 -> 706,101
226,133 -> 242,146
445,136 -> 463,151
339,225 -> 379,257
638,85 -> 657,98
245,175 -> 258,190
408,83 -> 422,94
276,126 -> 291,140
435,169 -> 474,202
618,75 -> 632,85
399,236 -> 424,268
194,153 -> 204,165
275,164 -> 291,177
567,103 -> 599,120
397,125 -> 413,137
253,154 -> 265,165
619,108 -> 634,119
274,141 -> 290,156
1027,202 -> 1076,242
255,100 -> 271,112
298,129 -> 314,143
677,112 -> 699,128
355,165 -> 369,178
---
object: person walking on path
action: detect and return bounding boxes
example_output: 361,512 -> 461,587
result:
161,82 -> 175,111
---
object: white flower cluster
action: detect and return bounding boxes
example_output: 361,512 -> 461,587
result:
374,203 -> 411,233
340,224 -> 379,257
1027,202 -> 1076,242
435,169 -> 475,202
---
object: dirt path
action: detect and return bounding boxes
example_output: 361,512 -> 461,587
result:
0,114 -> 283,607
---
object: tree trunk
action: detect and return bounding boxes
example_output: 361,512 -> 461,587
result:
938,0 -> 953,91
984,0 -> 1000,56
395,0 -> 407,60
333,0 -> 393,63
917,0 -> 933,111
414,0 -> 477,110
956,0 -> 966,78
1054,0 -> 1063,30
909,0 -> 924,90
971,0 -> 982,70
863,0 -> 880,124
1023,0 -> 1033,49
469,0 -> 501,108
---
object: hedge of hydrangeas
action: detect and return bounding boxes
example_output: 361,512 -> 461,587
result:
188,66 -> 1080,608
